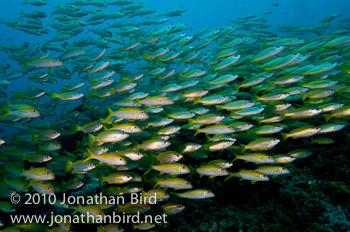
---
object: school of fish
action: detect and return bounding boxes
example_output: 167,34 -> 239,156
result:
0,0 -> 350,231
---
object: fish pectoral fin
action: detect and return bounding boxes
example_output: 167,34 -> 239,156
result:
250,180 -> 257,184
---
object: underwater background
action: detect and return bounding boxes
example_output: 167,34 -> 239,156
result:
0,0 -> 350,231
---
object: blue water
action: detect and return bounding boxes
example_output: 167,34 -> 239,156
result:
0,0 -> 348,95
0,0 -> 349,45
0,1 -> 350,231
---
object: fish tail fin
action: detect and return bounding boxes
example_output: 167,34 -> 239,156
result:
24,180 -> 34,190
83,148 -> 95,162
193,98 -> 200,105
32,135 -> 38,144
144,166 -> 153,176
239,143 -> 246,152
16,92 -> 24,98
72,125 -> 80,132
261,39 -> 268,48
72,204 -> 81,215
99,175 -> 105,184
323,114 -> 332,122
133,141 -> 141,151
231,154 -> 239,162
256,118 -> 263,125
88,91 -> 95,98
99,117 -> 107,124
153,182 -> 159,189
300,92 -> 307,101
107,107 -> 113,115
65,160 -> 73,172
202,143 -> 209,151
188,118 -> 195,127
193,128 -> 200,136
216,105 -> 223,110
280,112 -> 287,120
224,172 -> 236,181
97,226 -> 105,232
0,109 -> 10,119
188,165 -> 196,177
4,99 -> 10,108
104,108 -> 114,122
280,132 -> 289,141
50,92 -> 58,99
142,175 -> 154,186
88,134 -> 96,146
21,59 -> 28,72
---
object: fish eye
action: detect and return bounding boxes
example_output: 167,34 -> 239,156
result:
127,175 -> 132,178
141,111 -> 144,114
46,172 -> 50,175
122,132 -> 125,135
163,141 -> 167,144
182,166 -> 186,169
33,110 -> 36,112
268,156 -> 272,159
120,158 -> 123,161
88,163 -> 94,167
221,168 -> 224,171
228,126 -> 232,128
56,59 -> 60,62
